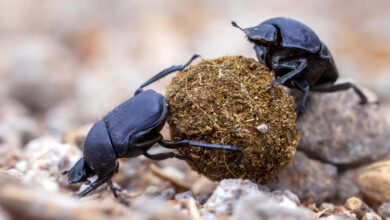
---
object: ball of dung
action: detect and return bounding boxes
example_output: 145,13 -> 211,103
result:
166,56 -> 299,183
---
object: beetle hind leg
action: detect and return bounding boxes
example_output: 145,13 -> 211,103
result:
135,54 -> 201,95
159,139 -> 241,151
311,82 -> 374,105
158,139 -> 243,164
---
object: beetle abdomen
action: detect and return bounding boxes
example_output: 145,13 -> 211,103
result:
103,90 -> 167,156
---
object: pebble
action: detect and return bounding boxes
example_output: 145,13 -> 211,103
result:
175,191 -> 194,201
0,172 -> 129,220
297,90 -> 389,166
144,185 -> 160,197
130,197 -> 187,220
156,188 -> 176,201
13,137 -> 81,192
336,170 -> 360,202
345,197 -> 364,212
232,192 -> 316,220
356,161 -> 390,203
256,124 -> 269,133
203,178 -> 315,219
320,215 -> 356,220
191,177 -> 217,197
377,203 -> 390,218
345,196 -> 374,219
204,179 -> 265,215
268,151 -> 338,203
362,212 -> 382,220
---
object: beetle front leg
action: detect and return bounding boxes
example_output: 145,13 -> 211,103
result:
78,174 -> 113,197
107,179 -> 124,198
271,58 -> 308,89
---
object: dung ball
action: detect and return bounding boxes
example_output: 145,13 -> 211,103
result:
166,56 -> 299,183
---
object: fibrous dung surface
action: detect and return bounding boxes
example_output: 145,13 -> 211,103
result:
166,56 -> 299,183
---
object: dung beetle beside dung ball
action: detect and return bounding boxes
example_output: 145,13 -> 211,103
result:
64,55 -> 242,197
232,17 -> 372,114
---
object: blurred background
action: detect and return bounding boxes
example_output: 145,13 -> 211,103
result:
0,0 -> 389,137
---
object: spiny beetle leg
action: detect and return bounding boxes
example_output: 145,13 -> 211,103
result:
311,81 -> 370,105
135,54 -> 201,95
143,151 -> 189,161
159,139 -> 241,151
78,175 -> 112,197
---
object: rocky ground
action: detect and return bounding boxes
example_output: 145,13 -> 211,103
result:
0,1 -> 390,220
0,76 -> 389,220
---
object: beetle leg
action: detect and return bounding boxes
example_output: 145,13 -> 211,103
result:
135,54 -> 201,95
159,139 -> 243,164
107,179 -> 122,198
271,58 -> 308,89
293,80 -> 310,116
78,174 -> 113,197
133,135 -> 163,148
143,151 -> 188,161
158,139 -> 241,151
311,82 -> 371,104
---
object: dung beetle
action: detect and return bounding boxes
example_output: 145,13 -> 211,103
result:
65,55 -> 242,197
232,17 -> 371,114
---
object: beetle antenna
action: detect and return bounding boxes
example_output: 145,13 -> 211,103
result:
231,21 -> 245,32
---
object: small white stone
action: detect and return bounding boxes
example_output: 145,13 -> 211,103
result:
362,212 -> 382,220
256,124 -> 269,133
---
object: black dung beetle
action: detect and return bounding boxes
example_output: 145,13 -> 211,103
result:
65,55 -> 242,197
232,17 -> 371,114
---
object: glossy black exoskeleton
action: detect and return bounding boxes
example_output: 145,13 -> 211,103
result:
232,17 -> 371,114
65,55 -> 242,197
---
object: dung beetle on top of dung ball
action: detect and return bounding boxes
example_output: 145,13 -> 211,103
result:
232,17 -> 375,114
64,55 -> 242,197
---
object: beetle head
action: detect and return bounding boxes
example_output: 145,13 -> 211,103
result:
66,157 -> 94,184
232,21 -> 277,46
